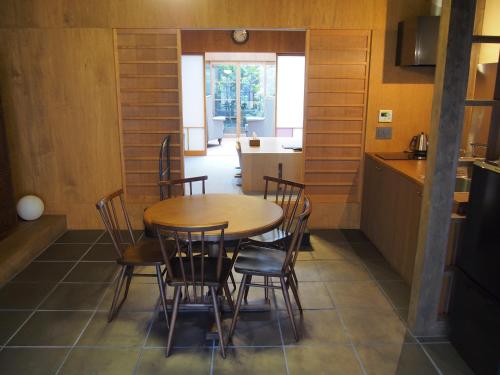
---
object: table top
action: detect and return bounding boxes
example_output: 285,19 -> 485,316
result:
143,194 -> 284,240
239,137 -> 302,154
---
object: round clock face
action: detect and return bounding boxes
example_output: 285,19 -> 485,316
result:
232,29 -> 249,44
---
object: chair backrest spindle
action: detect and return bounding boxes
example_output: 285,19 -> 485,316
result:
95,189 -> 136,259
262,176 -> 306,235
159,175 -> 208,200
154,221 -> 229,303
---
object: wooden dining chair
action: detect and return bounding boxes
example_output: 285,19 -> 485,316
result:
154,221 -> 234,358
248,175 -> 306,249
228,197 -> 311,342
159,175 -> 208,200
96,189 -> 173,325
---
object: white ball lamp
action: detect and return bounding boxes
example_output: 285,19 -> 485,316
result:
16,195 -> 45,221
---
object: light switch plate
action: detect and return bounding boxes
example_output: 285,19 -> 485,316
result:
376,127 -> 392,139
378,109 -> 393,123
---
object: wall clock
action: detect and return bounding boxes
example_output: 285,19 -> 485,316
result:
232,29 -> 249,44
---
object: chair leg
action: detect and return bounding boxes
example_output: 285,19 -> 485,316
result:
223,283 -> 235,312
288,275 -> 303,314
229,240 -> 242,292
211,286 -> 226,359
108,266 -> 127,322
291,269 -> 299,289
228,274 -> 248,341
122,265 -> 134,301
280,276 -> 298,341
155,264 -> 170,329
166,286 -> 181,357
228,272 -> 237,291
243,275 -> 252,303
264,276 -> 269,302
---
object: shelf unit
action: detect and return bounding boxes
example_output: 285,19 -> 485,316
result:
114,29 -> 183,202
304,30 -> 370,200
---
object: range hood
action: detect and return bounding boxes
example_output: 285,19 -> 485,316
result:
396,16 -> 440,66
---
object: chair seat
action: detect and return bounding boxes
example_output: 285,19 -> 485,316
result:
234,246 -> 286,276
118,239 -> 174,266
168,257 -> 232,287
248,228 -> 290,245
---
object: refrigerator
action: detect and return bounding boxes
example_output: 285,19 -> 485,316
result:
450,160 -> 500,375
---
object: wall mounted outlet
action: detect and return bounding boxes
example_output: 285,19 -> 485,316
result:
376,127 -> 392,139
378,109 -> 393,123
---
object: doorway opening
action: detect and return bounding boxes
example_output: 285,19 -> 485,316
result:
180,31 -> 306,194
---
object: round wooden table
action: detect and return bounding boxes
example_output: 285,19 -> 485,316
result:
143,193 -> 283,241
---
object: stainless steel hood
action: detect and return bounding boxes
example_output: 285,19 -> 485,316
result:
396,16 -> 440,66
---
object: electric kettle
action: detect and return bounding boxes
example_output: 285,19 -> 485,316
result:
409,132 -> 428,157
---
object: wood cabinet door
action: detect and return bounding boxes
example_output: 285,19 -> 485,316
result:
392,176 -> 422,284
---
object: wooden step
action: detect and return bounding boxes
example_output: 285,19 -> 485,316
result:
0,215 -> 67,283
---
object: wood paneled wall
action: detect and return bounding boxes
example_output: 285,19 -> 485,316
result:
181,30 -> 305,54
0,29 -> 122,228
114,29 -> 183,202
305,30 -> 371,228
0,0 -> 436,228
364,0 -> 435,153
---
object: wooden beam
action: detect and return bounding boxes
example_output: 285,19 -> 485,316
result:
408,0 -> 476,336
486,55 -> 500,160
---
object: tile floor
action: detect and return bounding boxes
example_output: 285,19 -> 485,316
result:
184,138 -> 241,195
0,229 -> 474,374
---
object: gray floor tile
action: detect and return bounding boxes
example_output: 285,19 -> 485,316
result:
356,343 -> 439,375
378,280 -> 411,309
13,262 -> 74,282
147,312 -> 212,348
64,262 -> 119,283
316,260 -> 372,282
0,348 -> 69,375
309,229 -> 348,243
56,230 -> 104,243
0,311 -> 31,345
137,348 -> 211,374
423,343 -> 474,374
82,243 -> 119,261
97,230 -> 143,244
296,250 -> 313,260
338,307 -> 414,344
36,243 -> 91,261
0,282 -> 55,309
340,229 -> 370,243
279,309 -> 350,345
286,345 -> 364,375
310,240 -> 359,262
350,241 -> 385,260
275,281 -> 335,310
59,347 -> 141,375
396,308 -> 409,322
213,347 -> 287,375
325,280 -> 393,310
99,282 -> 160,312
363,259 -> 404,281
223,311 -> 282,347
292,261 -> 322,281
8,311 -> 92,346
41,283 -> 109,310
77,311 -> 152,347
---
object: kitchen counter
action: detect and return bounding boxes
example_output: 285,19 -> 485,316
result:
366,152 -> 426,185
365,153 -> 469,211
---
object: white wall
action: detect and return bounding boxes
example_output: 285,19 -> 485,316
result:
181,55 -> 205,151
276,56 -> 305,129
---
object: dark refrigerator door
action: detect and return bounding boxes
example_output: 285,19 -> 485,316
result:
450,269 -> 500,375
456,162 -> 500,299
